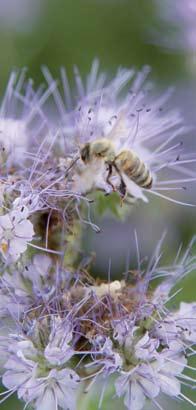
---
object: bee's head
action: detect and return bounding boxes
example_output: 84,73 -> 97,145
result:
80,143 -> 90,163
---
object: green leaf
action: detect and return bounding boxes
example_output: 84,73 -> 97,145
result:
93,192 -> 133,220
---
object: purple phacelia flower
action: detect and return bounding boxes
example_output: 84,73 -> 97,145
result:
39,62 -> 196,206
0,237 -> 195,409
0,63 -> 195,410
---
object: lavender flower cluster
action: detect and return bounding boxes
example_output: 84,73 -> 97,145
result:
0,62 -> 195,410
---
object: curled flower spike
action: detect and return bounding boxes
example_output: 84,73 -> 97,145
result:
0,237 -> 195,409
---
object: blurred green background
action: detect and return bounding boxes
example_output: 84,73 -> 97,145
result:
0,0 -> 188,88
0,0 -> 195,408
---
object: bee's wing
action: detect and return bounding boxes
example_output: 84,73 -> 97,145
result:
122,173 -> 148,203
106,110 -> 129,144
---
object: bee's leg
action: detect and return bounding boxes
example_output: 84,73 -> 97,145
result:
112,163 -> 127,203
119,178 -> 127,198
119,178 -> 127,207
106,163 -> 116,192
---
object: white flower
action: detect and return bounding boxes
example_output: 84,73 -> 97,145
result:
44,317 -> 74,366
90,335 -> 123,375
153,302 -> 196,345
32,368 -> 80,410
175,302 -> 196,343
113,318 -> 134,346
151,349 -> 187,397
2,335 -> 80,410
24,254 -> 54,299
0,205 -> 34,262
0,280 -> 27,318
120,327 -> 160,364
2,341 -> 38,402
115,348 -> 187,410
3,357 -> 80,410
115,365 -> 160,410
134,332 -> 159,361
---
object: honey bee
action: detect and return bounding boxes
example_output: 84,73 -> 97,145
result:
80,115 -> 153,199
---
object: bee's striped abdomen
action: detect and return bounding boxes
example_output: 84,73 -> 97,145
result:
115,150 -> 153,189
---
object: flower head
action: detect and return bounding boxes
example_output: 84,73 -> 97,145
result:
0,63 -> 193,260
0,237 -> 195,410
0,63 -> 195,410
40,62 -> 196,207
